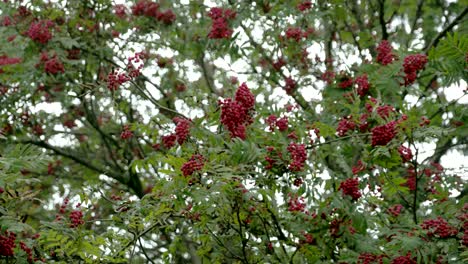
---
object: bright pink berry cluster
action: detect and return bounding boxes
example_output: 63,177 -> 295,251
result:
174,117 -> 191,145
371,121 -> 397,146
339,178 -> 361,201
421,217 -> 458,238
131,1 -> 176,25
27,20 -> 54,44
337,116 -> 356,137
287,193 -> 306,212
403,54 -> 427,86
376,40 -> 396,65
219,83 -> 255,139
120,125 -> 133,140
388,204 -> 404,217
207,7 -> 236,39
181,154 -> 205,177
297,1 -> 312,11
0,231 -> 16,257
287,142 -> 307,172
398,145 -> 412,162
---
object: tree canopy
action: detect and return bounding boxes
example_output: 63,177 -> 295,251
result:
0,0 -> 467,263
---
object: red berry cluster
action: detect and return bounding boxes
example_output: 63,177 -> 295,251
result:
131,1 -> 176,25
391,252 -> 416,264
161,134 -> 177,149
107,71 -> 130,91
297,1 -> 312,11
264,146 -> 281,170
44,56 -> 65,75
338,75 -> 354,89
207,7 -> 236,39
357,252 -> 383,264
266,115 -> 288,132
181,154 -> 205,177
283,77 -> 297,95
388,204 -> 404,217
272,57 -> 286,71
421,217 -> 458,238
287,193 -> 306,212
398,145 -> 412,163
69,210 -> 84,228
114,4 -> 127,19
352,160 -> 366,175
27,20 -> 54,44
173,117 -> 191,145
337,116 -> 356,137
321,71 -> 335,84
376,40 -> 396,65
0,55 -> 22,66
355,74 -> 370,96
403,54 -> 428,86
371,121 -> 397,146
127,52 -> 146,78
19,241 -> 33,263
287,142 -> 307,172
376,105 -> 395,119
0,231 -> 16,257
219,83 -> 255,139
285,27 -> 305,42
120,125 -> 133,140
339,178 -> 361,201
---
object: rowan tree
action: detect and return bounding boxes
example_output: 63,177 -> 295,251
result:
1,0 -> 467,263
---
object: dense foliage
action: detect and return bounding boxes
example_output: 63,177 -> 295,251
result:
1,0 -> 467,263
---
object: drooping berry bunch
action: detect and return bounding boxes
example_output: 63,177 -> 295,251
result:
357,253 -> 384,264
107,53 -> 145,91
181,154 -> 205,177
297,1 -> 313,11
336,116 -> 356,137
131,0 -> 176,25
403,54 -> 428,86
36,51 -> 64,75
0,231 -> 16,257
0,55 -> 22,66
27,19 -> 54,44
287,142 -> 307,172
207,7 -> 236,39
219,82 -> 255,139
371,121 -> 397,146
388,204 -> 404,217
398,145 -> 413,162
287,193 -> 306,212
283,77 -> 297,95
376,40 -> 397,65
266,115 -> 289,132
355,74 -> 370,96
173,117 -> 191,145
69,210 -> 85,228
338,178 -> 361,201
120,125 -> 133,140
421,217 -> 458,238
